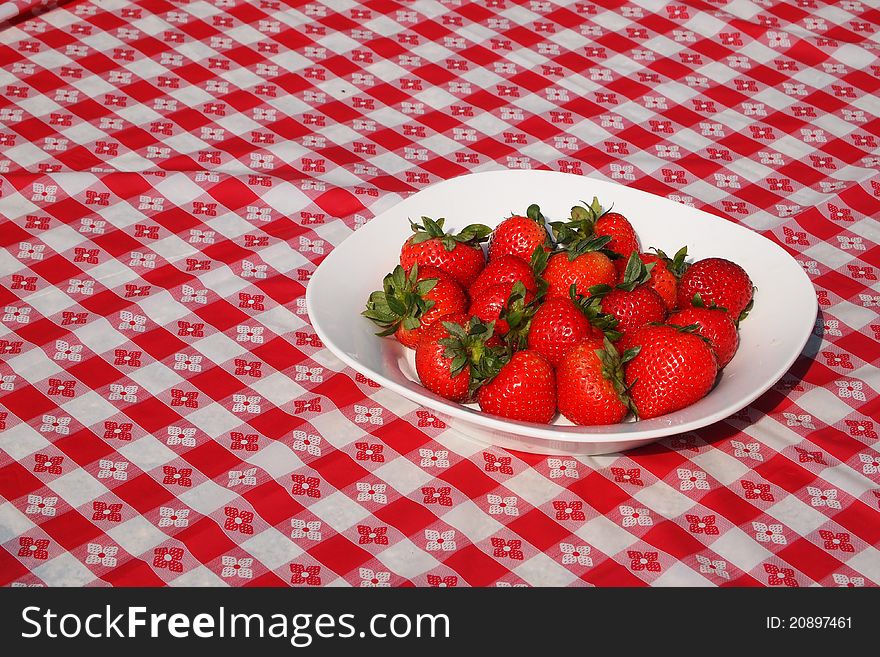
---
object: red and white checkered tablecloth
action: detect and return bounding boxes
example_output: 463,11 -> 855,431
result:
0,0 -> 878,588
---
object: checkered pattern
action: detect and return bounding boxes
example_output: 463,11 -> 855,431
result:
1,0 -> 878,587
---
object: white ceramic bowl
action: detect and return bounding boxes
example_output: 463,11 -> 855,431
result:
306,170 -> 817,455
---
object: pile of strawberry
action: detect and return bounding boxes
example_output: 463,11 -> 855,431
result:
364,199 -> 754,426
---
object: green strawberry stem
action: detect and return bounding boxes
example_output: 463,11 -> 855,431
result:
616,251 -> 655,292
737,295 -> 755,324
528,245 -> 551,299
663,321 -> 715,347
570,196 -> 606,224
409,216 -> 492,251
656,322 -> 699,332
548,196 -> 631,259
526,203 -> 544,224
572,284 -> 622,342
362,264 -> 438,336
595,337 -> 640,419
439,317 -> 510,397
691,292 -> 728,313
651,245 -> 688,278
525,203 -> 554,252
549,196 -> 601,249
530,245 -> 549,276
502,280 -> 539,351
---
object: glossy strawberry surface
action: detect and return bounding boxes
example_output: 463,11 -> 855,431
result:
677,257 -> 753,317
400,238 -> 485,288
594,211 -> 639,257
488,215 -> 549,263
624,324 -> 718,419
468,254 -> 537,299
673,306 -> 739,368
599,285 -> 667,337
543,251 -> 617,299
527,297 -> 597,366
476,350 -> 556,423
556,339 -> 629,426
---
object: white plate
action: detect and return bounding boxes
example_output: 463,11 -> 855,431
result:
306,170 -> 817,455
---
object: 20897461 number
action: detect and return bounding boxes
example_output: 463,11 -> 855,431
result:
766,617 -> 852,629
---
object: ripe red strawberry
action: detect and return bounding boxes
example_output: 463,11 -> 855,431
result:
469,281 -> 534,339
673,305 -> 739,368
488,204 -> 551,263
415,314 -> 496,402
592,252 -> 667,337
400,216 -> 491,288
677,257 -> 754,320
599,286 -> 667,337
476,350 -> 556,424
640,250 -> 681,311
363,265 -> 467,348
556,338 -> 637,425
526,293 -> 618,366
614,247 -> 687,311
595,211 -> 639,259
469,253 -> 538,299
527,297 -> 591,366
623,324 -> 718,419
543,243 -> 617,299
470,284 -> 512,333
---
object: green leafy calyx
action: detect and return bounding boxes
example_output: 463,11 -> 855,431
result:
572,284 -> 622,342
737,294 -> 755,324
594,336 -> 640,419
549,196 -> 607,253
438,317 -> 509,396
362,264 -> 437,336
501,281 -> 539,351
616,251 -> 655,292
525,203 -> 545,224
651,245 -> 689,279
409,216 -> 491,251
691,293 -> 727,312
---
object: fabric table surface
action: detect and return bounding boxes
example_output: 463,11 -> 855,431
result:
0,0 -> 878,588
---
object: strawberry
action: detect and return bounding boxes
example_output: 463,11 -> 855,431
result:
469,281 -> 534,340
641,247 -> 687,311
623,324 -> 718,419
677,257 -> 754,321
469,252 -> 539,299
400,216 -> 491,288
476,350 -> 556,424
526,289 -> 617,365
614,247 -> 687,311
488,204 -> 551,263
542,238 -> 617,299
595,211 -> 639,259
591,252 -> 667,337
363,265 -> 468,348
599,286 -> 667,337
556,338 -> 638,425
553,197 -> 639,258
673,305 -> 739,368
415,314 -> 499,402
